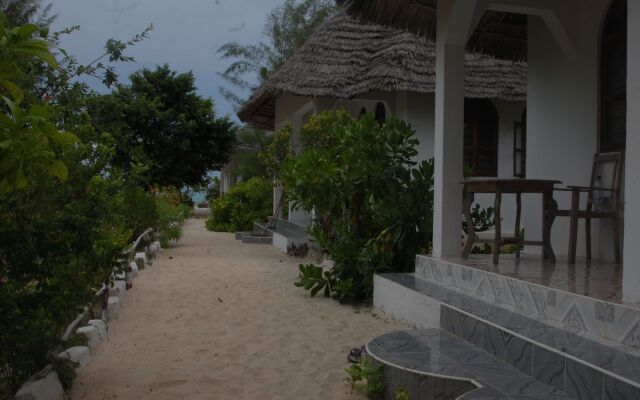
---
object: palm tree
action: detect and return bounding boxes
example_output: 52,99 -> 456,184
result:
217,0 -> 336,110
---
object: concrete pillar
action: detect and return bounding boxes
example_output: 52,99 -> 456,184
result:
432,0 -> 481,257
623,1 -> 640,302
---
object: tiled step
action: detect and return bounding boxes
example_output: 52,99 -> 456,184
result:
368,328 -> 573,399
374,273 -> 640,399
415,255 -> 640,351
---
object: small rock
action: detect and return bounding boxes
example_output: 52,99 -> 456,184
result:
109,280 -> 127,299
129,261 -> 139,277
76,326 -> 100,349
106,297 -> 120,321
87,319 -> 107,340
134,252 -> 147,270
57,346 -> 92,370
14,370 -> 64,400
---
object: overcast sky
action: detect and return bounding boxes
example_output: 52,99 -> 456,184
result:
50,0 -> 283,121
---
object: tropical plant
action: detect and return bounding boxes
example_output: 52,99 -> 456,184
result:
261,125 -> 294,177
345,357 -> 384,399
0,14 -> 185,396
206,176 -> 272,232
86,65 -> 237,189
284,112 -> 434,303
226,127 -> 272,183
217,0 -> 336,108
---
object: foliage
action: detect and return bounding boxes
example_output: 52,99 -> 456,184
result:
345,357 -> 384,399
217,0 -> 336,108
206,177 -> 272,232
284,112 -> 434,303
294,264 -> 335,297
0,15 -> 185,396
87,65 -> 236,189
155,190 -> 191,247
227,128 -> 272,183
261,125 -> 293,177
463,203 -> 496,233
395,389 -> 409,400
299,108 -> 354,149
0,0 -> 55,27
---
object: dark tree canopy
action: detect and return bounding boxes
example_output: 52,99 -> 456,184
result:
0,0 -> 55,26
88,65 -> 236,189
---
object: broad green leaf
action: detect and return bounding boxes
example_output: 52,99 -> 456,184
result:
49,160 -> 68,181
0,78 -> 24,103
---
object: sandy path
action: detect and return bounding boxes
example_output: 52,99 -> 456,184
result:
69,217 -> 405,400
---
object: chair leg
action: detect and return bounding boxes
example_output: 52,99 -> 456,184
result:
613,216 -> 621,264
568,190 -> 579,264
585,217 -> 592,261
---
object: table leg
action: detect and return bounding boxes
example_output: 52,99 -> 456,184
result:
515,193 -> 522,259
543,190 -> 557,263
462,193 -> 475,258
493,190 -> 502,265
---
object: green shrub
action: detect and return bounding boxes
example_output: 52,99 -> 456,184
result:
283,112 -> 433,303
206,177 -> 272,232
155,194 -> 190,247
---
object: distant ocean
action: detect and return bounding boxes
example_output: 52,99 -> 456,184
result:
192,191 -> 206,203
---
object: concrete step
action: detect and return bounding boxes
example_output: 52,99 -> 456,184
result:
368,328 -> 573,399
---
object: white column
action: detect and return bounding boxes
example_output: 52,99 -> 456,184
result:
623,1 -> 640,302
432,0 -> 480,257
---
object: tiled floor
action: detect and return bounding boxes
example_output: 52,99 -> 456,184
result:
445,254 -> 626,305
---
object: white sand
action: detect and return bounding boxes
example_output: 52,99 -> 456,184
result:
69,217 -> 406,400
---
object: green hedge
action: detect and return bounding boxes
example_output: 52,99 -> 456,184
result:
206,177 -> 272,232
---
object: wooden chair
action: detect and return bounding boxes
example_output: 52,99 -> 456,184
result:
553,152 -> 623,264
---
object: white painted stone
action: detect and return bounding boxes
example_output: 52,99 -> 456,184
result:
129,261 -> 139,277
75,326 -> 100,349
88,319 -> 107,340
134,252 -> 147,270
148,244 -> 158,258
106,296 -> 120,321
14,370 -> 64,400
373,275 -> 441,329
108,280 -> 126,299
153,240 -> 161,250
57,346 -> 92,369
145,247 -> 153,265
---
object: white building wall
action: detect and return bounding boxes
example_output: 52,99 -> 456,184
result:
525,3 -> 611,260
623,0 -> 640,301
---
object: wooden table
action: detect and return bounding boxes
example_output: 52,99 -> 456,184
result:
462,179 -> 561,264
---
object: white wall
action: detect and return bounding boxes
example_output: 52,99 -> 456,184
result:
525,2 -> 612,259
622,0 -> 640,301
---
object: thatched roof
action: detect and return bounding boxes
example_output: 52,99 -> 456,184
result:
339,0 -> 527,61
238,13 -> 527,130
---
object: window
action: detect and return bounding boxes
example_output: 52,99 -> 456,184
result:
600,0 -> 627,151
374,102 -> 386,125
513,109 -> 526,178
464,99 -> 499,177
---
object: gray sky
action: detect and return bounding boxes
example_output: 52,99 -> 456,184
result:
51,0 -> 283,121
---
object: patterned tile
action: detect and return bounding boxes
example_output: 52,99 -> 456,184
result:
482,324 -> 508,359
622,321 -> 640,350
532,346 -> 565,392
565,358 -> 603,400
506,335 -> 533,375
604,376 -> 640,400
562,304 -> 588,333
